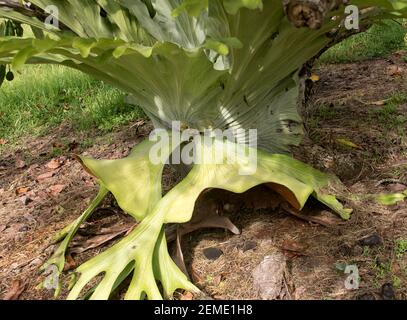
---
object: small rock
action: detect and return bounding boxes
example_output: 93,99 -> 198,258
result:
18,225 -> 28,232
381,283 -> 396,300
358,234 -> 382,247
356,293 -> 376,300
46,184 -> 66,196
242,240 -> 257,252
20,196 -> 32,206
37,171 -> 55,181
252,251 -> 286,300
203,247 -> 223,260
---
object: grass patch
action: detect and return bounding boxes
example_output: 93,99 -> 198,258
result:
373,260 -> 391,280
368,93 -> 407,133
395,238 -> 407,259
0,64 -> 145,145
313,104 -> 339,119
320,20 -> 406,63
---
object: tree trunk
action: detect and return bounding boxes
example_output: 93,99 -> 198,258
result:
283,0 -> 347,29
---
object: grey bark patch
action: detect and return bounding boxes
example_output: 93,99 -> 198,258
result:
252,252 -> 286,300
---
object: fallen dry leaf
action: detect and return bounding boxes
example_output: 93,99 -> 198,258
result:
212,274 -> 223,286
387,65 -> 403,76
3,280 -> 26,300
0,138 -> 7,145
70,224 -> 132,254
130,119 -> 146,129
336,138 -> 362,150
387,183 -> 407,192
34,190 -> 48,200
63,254 -> 77,271
15,186 -> 30,195
356,97 -> 389,106
191,268 -> 204,284
37,171 -> 55,181
309,74 -> 320,82
46,158 -> 64,170
369,100 -> 387,106
180,291 -> 194,300
281,202 -> 343,227
281,239 -> 307,255
47,184 -> 66,196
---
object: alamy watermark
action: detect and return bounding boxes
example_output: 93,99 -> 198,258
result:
43,265 -> 59,290
44,5 -> 59,30
344,5 -> 360,30
148,121 -> 258,175
39,3 -> 360,31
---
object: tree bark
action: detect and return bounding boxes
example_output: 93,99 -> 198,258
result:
283,0 -> 347,29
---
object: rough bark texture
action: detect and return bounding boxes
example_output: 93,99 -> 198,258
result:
283,0 -> 347,29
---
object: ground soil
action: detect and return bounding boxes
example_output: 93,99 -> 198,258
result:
1,52 -> 407,300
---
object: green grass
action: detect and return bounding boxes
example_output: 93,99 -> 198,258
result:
312,104 -> 339,119
320,20 -> 406,63
0,64 -> 145,145
373,260 -> 391,280
395,238 -> 407,259
1,22 -> 405,146
368,93 -> 407,132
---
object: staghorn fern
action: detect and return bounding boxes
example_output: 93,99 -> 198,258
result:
0,0 -> 406,300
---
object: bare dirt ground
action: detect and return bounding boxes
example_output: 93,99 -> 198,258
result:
1,52 -> 406,300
